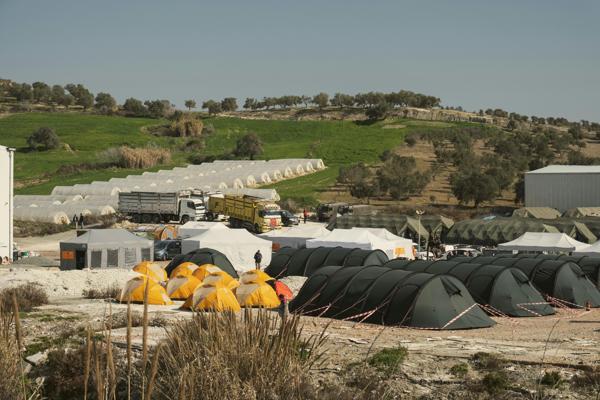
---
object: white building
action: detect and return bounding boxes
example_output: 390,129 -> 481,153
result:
0,145 -> 15,260
525,165 -> 600,212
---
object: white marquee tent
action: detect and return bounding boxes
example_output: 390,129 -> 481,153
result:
573,240 -> 600,256
178,221 -> 228,239
181,227 -> 272,272
260,223 -> 331,249
306,228 -> 415,260
498,232 -> 590,253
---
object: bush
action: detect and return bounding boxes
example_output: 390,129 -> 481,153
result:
470,352 -> 504,371
233,132 -> 263,160
367,346 -> 408,374
27,126 -> 60,151
14,220 -> 71,237
104,310 -> 168,330
0,302 -> 26,399
365,101 -> 390,120
572,367 -> 600,388
481,370 -> 509,394
153,311 -> 325,399
404,135 -> 417,147
541,370 -> 562,386
202,123 -> 216,135
99,146 -> 171,169
1,283 -> 49,312
182,137 -> 205,152
82,284 -> 121,300
449,362 -> 469,378
169,114 -> 203,137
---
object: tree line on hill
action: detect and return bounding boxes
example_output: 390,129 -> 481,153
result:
2,78 -> 599,132
339,122 -> 600,208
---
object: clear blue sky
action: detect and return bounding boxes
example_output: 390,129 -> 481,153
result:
1,1 -> 599,121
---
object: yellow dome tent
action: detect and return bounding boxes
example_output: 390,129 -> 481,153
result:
119,275 -> 173,305
169,262 -> 198,279
236,280 -> 280,308
202,270 -> 240,291
183,282 -> 241,312
133,261 -> 168,283
192,263 -> 223,281
240,269 -> 274,284
166,274 -> 202,300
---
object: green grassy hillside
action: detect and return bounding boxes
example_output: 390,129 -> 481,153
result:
0,112 -> 456,202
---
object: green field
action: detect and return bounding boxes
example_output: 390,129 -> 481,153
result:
0,112 -> 455,202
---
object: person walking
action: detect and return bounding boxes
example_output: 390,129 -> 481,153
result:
303,208 -> 308,224
79,213 -> 85,228
72,214 -> 79,229
254,250 -> 263,270
277,294 -> 289,324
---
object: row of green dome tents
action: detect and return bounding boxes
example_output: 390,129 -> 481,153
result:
331,212 -> 600,246
265,246 -> 600,330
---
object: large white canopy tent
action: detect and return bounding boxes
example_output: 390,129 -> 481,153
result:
178,221 -> 228,239
498,232 -> 590,253
181,226 -> 272,272
573,240 -> 600,256
306,228 -> 415,260
260,223 -> 331,249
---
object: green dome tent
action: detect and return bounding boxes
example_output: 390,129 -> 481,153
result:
490,253 -> 600,289
383,259 -> 554,317
452,256 -> 600,307
290,266 -> 495,330
264,247 -> 388,278
166,248 -> 238,278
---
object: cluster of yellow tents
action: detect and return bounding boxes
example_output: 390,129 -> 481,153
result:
118,261 -> 290,312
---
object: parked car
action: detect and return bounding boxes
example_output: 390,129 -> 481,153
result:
279,210 -> 299,226
154,240 -> 182,261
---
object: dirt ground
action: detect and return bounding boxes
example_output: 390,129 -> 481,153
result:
17,294 -> 600,399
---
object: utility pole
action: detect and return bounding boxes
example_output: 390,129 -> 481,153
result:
416,209 -> 424,260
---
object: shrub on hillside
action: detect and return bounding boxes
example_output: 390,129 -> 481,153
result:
233,132 -> 263,160
27,126 -> 61,151
99,146 -> 171,169
168,114 -> 203,137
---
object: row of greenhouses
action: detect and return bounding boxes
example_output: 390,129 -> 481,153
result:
14,159 -> 325,223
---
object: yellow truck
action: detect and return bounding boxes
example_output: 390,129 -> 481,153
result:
207,194 -> 282,233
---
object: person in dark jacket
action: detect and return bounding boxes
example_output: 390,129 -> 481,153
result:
277,294 -> 289,323
79,213 -> 85,228
72,214 -> 79,229
254,250 -> 263,269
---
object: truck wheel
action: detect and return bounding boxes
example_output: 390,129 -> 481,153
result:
206,213 -> 215,221
152,215 -> 161,224
254,224 -> 261,234
180,215 -> 190,224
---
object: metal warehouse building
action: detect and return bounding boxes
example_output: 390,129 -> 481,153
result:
525,165 -> 600,212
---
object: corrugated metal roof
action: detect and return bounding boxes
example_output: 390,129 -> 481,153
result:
528,165 -> 600,174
